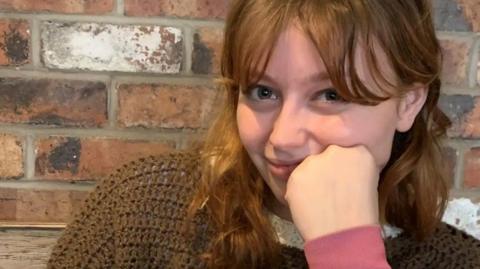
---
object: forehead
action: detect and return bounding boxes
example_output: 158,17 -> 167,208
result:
262,25 -> 328,83
262,25 -> 396,91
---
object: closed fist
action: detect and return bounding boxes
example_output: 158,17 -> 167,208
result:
285,145 -> 381,241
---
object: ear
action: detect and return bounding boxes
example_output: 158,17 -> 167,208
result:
396,85 -> 428,132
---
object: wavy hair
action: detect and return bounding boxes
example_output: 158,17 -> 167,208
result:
185,0 -> 452,268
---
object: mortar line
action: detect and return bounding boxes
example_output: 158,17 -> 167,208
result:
184,26 -> 193,76
24,134 -> 35,180
0,12 -> 226,28
0,180 -> 95,191
30,17 -> 41,68
468,37 -> 480,88
116,0 -> 125,15
108,77 -> 117,128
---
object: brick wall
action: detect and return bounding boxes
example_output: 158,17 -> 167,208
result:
0,0 -> 225,225
0,0 -> 478,227
435,0 -> 480,201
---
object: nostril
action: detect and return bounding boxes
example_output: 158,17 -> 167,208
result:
268,130 -> 305,150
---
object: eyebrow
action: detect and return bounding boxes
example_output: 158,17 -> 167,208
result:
259,71 -> 331,85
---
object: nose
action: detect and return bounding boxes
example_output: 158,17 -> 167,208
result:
268,104 -> 307,152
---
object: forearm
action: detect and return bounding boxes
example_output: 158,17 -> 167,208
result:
304,225 -> 391,269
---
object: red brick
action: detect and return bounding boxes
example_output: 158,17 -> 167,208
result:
463,147 -> 480,188
0,188 -> 17,220
0,19 -> 29,66
35,137 -> 174,181
0,78 -> 107,127
458,0 -> 480,32
117,84 -> 215,129
125,0 -> 230,19
438,95 -> 480,138
0,134 -> 24,179
440,37 -> 475,86
192,27 -> 223,74
0,188 -> 89,222
0,0 -> 114,14
434,0 -> 480,32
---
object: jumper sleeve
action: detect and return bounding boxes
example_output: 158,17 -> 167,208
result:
47,176 -> 118,269
304,225 -> 391,269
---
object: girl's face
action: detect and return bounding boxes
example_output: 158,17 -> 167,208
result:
236,25 -> 424,212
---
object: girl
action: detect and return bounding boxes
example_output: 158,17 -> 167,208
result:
48,0 -> 480,268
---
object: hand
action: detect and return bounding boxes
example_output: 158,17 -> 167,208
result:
284,145 -> 381,241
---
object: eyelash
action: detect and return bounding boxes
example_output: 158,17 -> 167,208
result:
245,85 -> 346,103
314,88 -> 346,103
245,85 -> 279,101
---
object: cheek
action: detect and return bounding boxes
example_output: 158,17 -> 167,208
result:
358,121 -> 396,166
306,116 -> 353,146
236,103 -> 271,153
354,119 -> 397,166
335,107 -> 398,167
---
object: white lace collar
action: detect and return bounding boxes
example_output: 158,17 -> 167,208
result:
268,198 -> 480,249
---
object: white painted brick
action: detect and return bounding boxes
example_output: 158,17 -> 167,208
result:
41,22 -> 183,73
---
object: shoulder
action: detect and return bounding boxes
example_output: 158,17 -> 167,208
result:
114,149 -> 200,185
386,222 -> 480,268
80,149 -> 202,217
49,149 -> 205,268
106,149 -> 201,202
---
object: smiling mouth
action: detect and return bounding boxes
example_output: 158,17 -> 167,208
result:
266,160 -> 301,180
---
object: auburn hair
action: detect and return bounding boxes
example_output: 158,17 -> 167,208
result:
185,0 -> 452,268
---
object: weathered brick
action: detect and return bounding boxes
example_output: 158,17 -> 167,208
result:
192,27 -> 223,74
117,84 -> 215,129
0,188 -> 89,222
434,0 -> 480,32
0,78 -> 107,127
35,137 -> 174,181
440,37 -> 475,86
0,134 -> 23,179
463,147 -> 480,189
438,95 -> 480,138
0,188 -> 17,220
125,0 -> 230,19
0,0 -> 114,14
0,19 -> 30,66
459,0 -> 480,32
19,189 -> 89,222
42,22 -> 183,74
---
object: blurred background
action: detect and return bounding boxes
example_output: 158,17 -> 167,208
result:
0,0 -> 478,268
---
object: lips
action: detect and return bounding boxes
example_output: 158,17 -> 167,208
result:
266,159 -> 302,180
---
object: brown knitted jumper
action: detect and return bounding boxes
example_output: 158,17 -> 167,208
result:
48,151 -> 480,268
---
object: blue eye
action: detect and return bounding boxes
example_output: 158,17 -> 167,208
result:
315,88 -> 345,102
247,85 -> 279,101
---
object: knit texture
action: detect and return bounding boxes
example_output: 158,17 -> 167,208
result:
48,151 -> 480,269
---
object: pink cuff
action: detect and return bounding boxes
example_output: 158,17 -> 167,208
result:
304,225 -> 391,269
